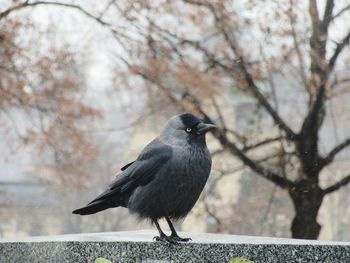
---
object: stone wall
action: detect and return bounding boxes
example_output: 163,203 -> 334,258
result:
1,231 -> 350,263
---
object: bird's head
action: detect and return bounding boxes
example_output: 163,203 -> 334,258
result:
160,113 -> 216,145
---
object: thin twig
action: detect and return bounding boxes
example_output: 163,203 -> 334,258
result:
323,174 -> 350,195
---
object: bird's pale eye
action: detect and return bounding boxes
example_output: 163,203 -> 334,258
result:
186,127 -> 192,133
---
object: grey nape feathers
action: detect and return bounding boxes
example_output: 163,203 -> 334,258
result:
73,113 -> 216,243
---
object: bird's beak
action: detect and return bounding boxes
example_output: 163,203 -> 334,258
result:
196,123 -> 216,135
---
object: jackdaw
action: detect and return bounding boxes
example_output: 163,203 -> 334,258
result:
73,113 -> 216,243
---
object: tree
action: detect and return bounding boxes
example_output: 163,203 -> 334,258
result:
3,0 -> 350,239
0,1 -> 98,185
0,1 -> 147,237
105,0 -> 349,239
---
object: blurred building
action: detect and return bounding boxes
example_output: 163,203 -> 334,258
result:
0,149 -> 58,237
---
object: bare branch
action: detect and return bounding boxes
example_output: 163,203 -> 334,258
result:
298,86 -> 326,175
0,1 -> 90,21
323,174 -> 350,195
322,0 -> 334,30
0,1 -> 135,43
234,60 -> 297,140
219,132 -> 294,188
309,0 -> 320,29
225,129 -> 247,144
288,0 -> 309,93
211,97 -> 227,130
186,1 -> 297,141
220,153 -> 282,175
300,85 -> 326,136
259,45 -> 279,109
147,17 -> 297,141
201,113 -> 294,189
0,2 -> 26,20
331,4 -> 350,21
330,75 -> 350,89
322,138 -> 350,167
227,47 -> 297,139
328,29 -> 350,72
242,137 -> 285,152
309,0 -> 330,88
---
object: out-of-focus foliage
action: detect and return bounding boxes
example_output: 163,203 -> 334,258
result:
0,1 -> 146,239
0,3 -> 99,185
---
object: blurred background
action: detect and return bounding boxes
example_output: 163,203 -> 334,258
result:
0,0 -> 350,241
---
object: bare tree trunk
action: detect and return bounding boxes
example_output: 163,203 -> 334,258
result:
289,179 -> 324,239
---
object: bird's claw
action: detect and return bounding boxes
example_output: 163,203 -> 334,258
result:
153,235 -> 186,244
170,235 -> 192,242
153,235 -> 177,244
153,236 -> 164,242
153,234 -> 192,244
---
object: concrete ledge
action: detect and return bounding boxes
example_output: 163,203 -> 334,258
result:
1,230 -> 350,263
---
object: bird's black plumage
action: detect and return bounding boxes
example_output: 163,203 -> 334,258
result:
73,113 -> 216,243
179,113 -> 201,127
72,139 -> 172,214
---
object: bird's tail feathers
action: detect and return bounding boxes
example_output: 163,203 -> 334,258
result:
72,201 -> 112,215
72,197 -> 127,215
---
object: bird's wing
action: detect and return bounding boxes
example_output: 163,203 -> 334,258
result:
88,139 -> 172,204
120,161 -> 135,171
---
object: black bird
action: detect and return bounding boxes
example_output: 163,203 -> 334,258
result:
73,113 -> 216,243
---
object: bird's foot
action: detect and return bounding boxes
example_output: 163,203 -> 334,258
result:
169,234 -> 192,242
153,234 -> 179,244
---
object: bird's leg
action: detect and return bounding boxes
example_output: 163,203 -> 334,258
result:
165,217 -> 191,242
153,219 -> 177,244
153,219 -> 166,239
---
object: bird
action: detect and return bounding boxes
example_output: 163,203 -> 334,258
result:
72,113 -> 216,243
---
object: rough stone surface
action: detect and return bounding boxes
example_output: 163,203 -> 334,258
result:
1,230 -> 350,263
